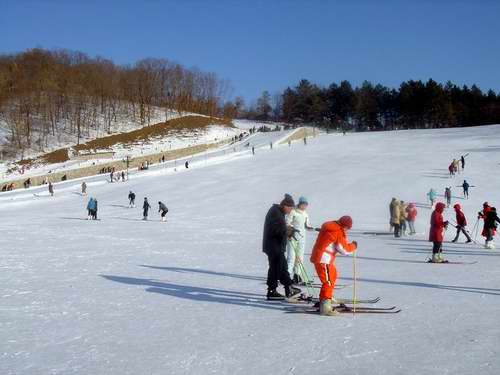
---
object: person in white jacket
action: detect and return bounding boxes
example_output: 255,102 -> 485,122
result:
286,196 -> 315,284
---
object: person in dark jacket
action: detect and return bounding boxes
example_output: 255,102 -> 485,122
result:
128,191 -> 136,208
451,204 -> 472,243
462,180 -> 470,199
262,194 -> 301,300
484,207 -> 500,249
158,201 -> 168,222
143,198 -> 151,220
429,202 -> 448,263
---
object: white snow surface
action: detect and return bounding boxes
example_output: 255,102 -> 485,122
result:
1,125 -> 500,374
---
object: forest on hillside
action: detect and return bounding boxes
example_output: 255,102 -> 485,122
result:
0,48 -> 231,157
241,79 -> 500,131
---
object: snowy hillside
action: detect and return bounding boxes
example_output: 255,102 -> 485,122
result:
1,125 -> 500,374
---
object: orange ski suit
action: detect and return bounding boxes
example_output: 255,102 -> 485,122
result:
310,221 -> 357,301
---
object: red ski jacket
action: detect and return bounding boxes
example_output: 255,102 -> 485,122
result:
429,202 -> 446,242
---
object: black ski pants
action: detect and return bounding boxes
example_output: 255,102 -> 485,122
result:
432,241 -> 442,254
452,226 -> 472,242
266,252 -> 293,290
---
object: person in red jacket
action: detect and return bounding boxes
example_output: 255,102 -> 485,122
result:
478,202 -> 492,241
451,204 -> 472,243
310,216 -> 357,315
429,202 -> 449,263
406,203 -> 417,235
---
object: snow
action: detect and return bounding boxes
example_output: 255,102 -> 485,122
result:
1,125 -> 500,374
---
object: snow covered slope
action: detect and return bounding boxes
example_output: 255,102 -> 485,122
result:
1,125 -> 500,375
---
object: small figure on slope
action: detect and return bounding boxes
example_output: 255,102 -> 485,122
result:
143,197 -> 151,220
429,202 -> 449,263
451,204 -> 472,243
310,216 -> 357,315
427,188 -> 437,207
406,203 -> 418,235
158,201 -> 169,222
444,187 -> 452,207
262,194 -> 302,300
462,180 -> 470,199
48,181 -> 54,197
128,191 -> 136,208
399,201 -> 408,236
81,181 -> 87,196
484,207 -> 500,249
285,196 -> 315,285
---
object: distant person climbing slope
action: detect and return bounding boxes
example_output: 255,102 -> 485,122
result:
143,197 -> 151,220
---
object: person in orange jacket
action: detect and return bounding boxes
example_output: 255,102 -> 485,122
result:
310,216 -> 357,315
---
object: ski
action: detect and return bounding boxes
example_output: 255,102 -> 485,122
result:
426,259 -> 477,265
301,296 -> 381,304
289,305 -> 401,315
310,283 -> 350,289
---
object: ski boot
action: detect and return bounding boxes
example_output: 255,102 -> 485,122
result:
285,285 -> 302,299
319,299 -> 339,316
437,253 -> 446,263
431,253 -> 441,263
266,289 -> 285,301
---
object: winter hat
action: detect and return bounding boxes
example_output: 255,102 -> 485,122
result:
453,204 -> 461,210
281,194 -> 295,207
483,202 -> 489,207
338,216 -> 353,229
298,196 -> 308,205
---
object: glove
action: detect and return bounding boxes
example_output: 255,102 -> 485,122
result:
315,227 -> 321,232
352,240 -> 358,249
444,221 -> 449,229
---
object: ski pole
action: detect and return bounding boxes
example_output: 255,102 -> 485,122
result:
353,246 -> 357,314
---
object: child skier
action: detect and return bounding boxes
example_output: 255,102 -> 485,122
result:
285,196 -> 314,285
406,203 -> 417,235
451,204 -> 472,243
484,207 -> 500,249
158,201 -> 169,222
128,191 -> 136,208
427,188 -> 437,207
143,197 -> 151,220
429,202 -> 449,263
310,216 -> 357,316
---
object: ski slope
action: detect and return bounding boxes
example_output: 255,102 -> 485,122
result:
1,125 -> 500,375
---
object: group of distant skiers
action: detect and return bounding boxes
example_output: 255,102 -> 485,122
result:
389,199 -> 418,237
262,194 -> 357,316
128,191 -> 168,222
448,155 -> 466,176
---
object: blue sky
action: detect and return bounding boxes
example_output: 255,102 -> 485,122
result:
1,0 -> 499,104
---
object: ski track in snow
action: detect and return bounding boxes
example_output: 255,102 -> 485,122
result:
1,125 -> 500,374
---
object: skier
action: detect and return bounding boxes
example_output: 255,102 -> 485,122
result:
389,198 -> 397,232
110,171 -> 114,182
285,196 -> 314,284
453,159 -> 459,174
478,202 -> 491,245
48,182 -> 54,196
444,187 -> 452,207
310,216 -> 357,316
262,194 -> 301,300
451,204 -> 472,243
185,161 -> 189,169
252,146 -> 255,155
462,180 -> 469,199
121,171 -> 125,181
81,181 -> 87,195
448,163 -> 454,176
406,203 -> 417,235
128,191 -> 136,208
143,197 -> 151,220
158,201 -> 169,222
87,197 -> 97,220
484,207 -> 500,249
399,201 -> 408,236
390,199 -> 401,237
427,188 -> 437,207
429,202 -> 449,263
461,155 -> 465,170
